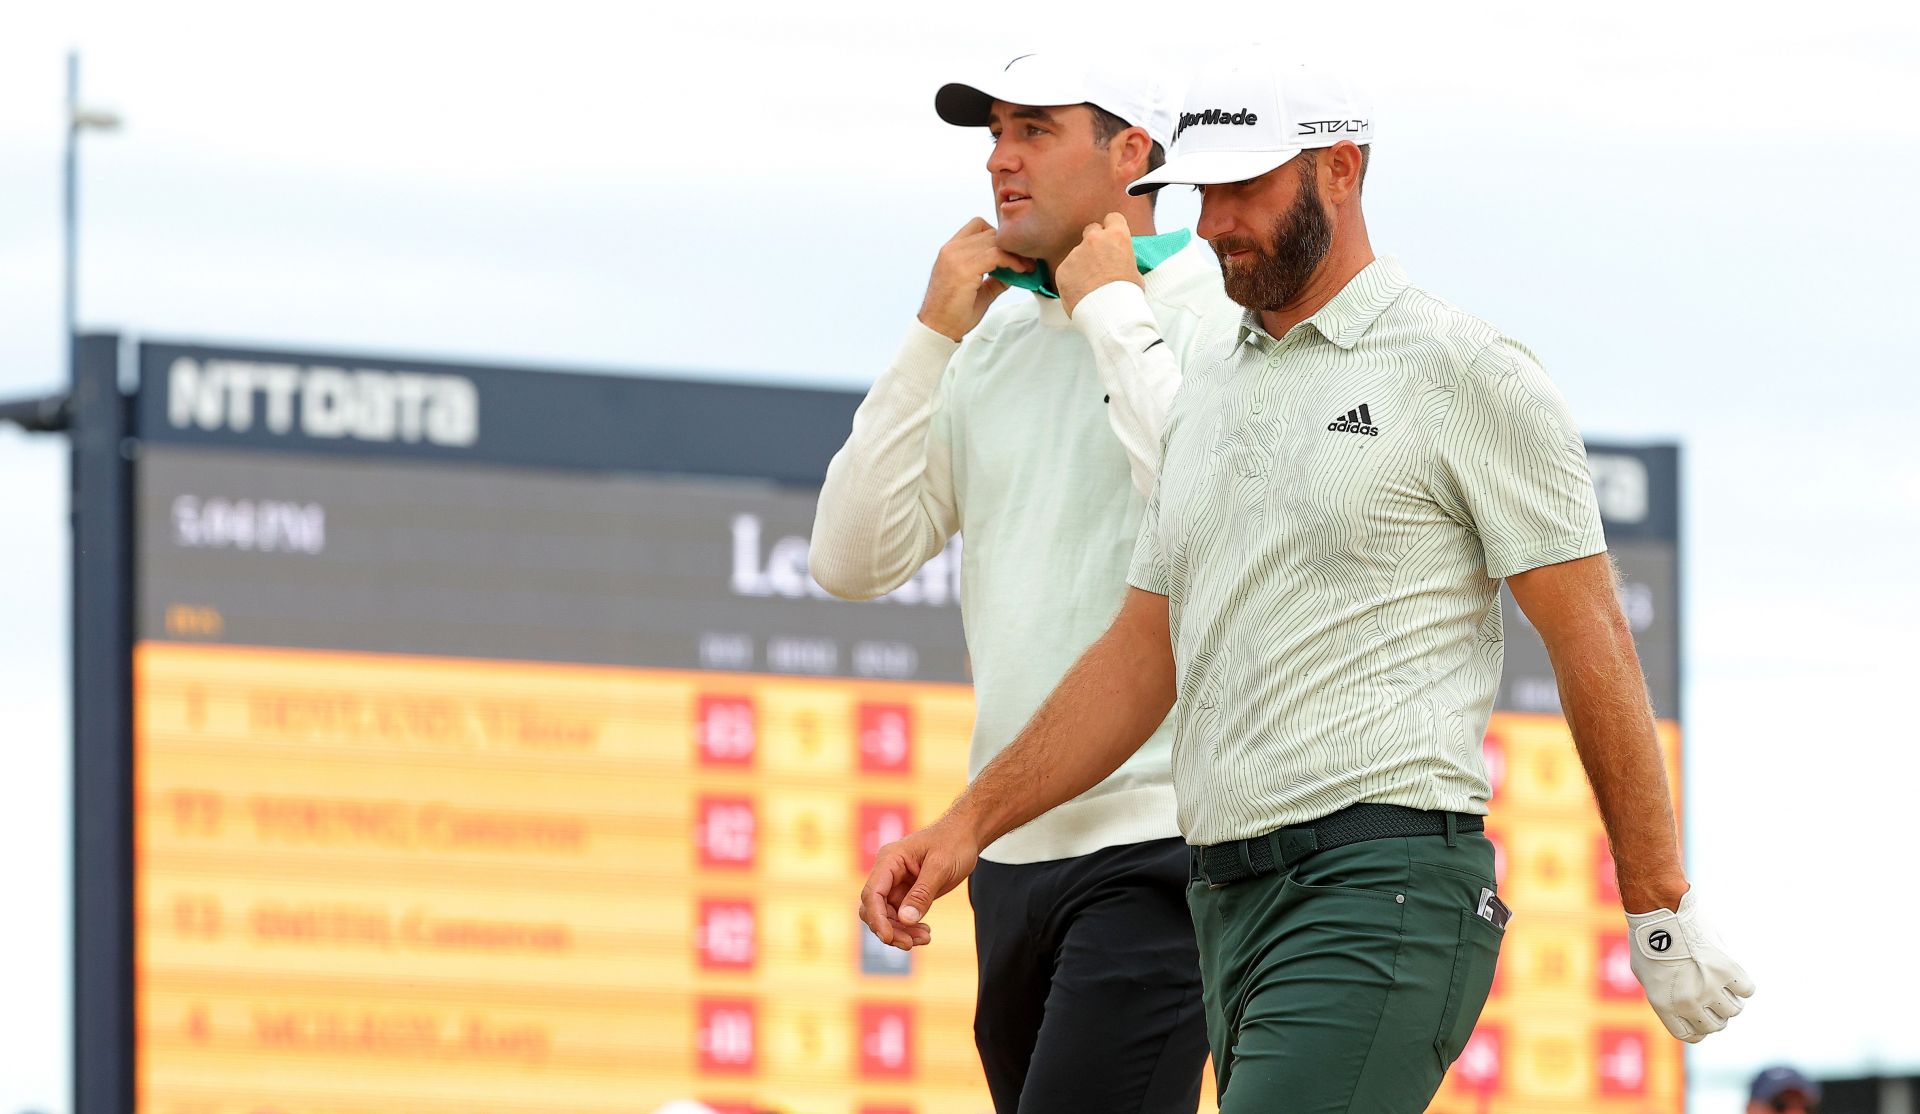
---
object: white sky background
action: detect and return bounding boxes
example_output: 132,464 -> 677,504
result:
2,1 -> 1918,1110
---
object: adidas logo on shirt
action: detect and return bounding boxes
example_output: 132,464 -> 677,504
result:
1327,403 -> 1380,436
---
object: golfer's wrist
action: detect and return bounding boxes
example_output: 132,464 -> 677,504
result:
941,795 -> 1000,852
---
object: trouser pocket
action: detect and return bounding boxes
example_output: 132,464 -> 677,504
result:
1434,907 -> 1505,1067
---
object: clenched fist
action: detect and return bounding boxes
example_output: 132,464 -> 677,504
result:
918,218 -> 1035,341
1058,212 -> 1143,315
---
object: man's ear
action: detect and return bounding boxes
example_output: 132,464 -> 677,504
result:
1322,140 -> 1366,204
1113,126 -> 1155,182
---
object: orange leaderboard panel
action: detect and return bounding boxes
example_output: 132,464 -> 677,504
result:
135,645 -> 991,1113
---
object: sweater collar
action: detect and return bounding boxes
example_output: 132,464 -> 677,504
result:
992,228 -> 1194,299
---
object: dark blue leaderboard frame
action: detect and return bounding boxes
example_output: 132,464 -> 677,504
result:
74,334 -> 870,1114
72,333 -> 135,1114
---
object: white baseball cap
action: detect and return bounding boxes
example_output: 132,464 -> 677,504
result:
936,52 -> 1178,150
1128,57 -> 1372,195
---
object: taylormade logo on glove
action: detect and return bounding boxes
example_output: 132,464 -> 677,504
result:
1626,890 -> 1756,1042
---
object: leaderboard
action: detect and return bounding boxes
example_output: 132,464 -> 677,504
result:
125,341 -> 1685,1114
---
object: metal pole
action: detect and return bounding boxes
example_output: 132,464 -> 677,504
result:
65,50 -> 79,390
64,49 -> 137,1114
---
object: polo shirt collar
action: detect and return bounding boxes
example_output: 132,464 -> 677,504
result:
1235,256 -> 1411,350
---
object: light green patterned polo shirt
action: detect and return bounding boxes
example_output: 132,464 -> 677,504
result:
1127,257 -> 1607,846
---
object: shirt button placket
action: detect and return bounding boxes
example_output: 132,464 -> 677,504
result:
1253,343 -> 1286,415
1232,344 -> 1263,424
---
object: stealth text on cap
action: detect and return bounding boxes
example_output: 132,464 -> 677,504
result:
1297,119 -> 1369,137
1174,107 -> 1258,142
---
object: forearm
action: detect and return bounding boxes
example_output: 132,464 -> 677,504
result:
1550,614 -> 1687,912
1545,593 -> 1756,1044
948,590 -> 1176,846
810,323 -> 961,599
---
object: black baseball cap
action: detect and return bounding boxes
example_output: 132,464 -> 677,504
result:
1751,1065 -> 1822,1104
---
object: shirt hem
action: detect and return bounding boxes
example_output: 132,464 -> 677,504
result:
980,783 -> 1181,865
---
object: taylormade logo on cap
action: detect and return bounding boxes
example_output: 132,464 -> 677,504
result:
1174,108 -> 1260,143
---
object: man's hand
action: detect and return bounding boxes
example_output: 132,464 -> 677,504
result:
853,587 -> 1178,953
857,816 -> 982,951
1626,889 -> 1756,1042
1058,212 -> 1143,315
918,218 -> 1034,341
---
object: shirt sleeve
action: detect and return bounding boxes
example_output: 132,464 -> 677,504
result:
1125,458 -> 1171,597
1430,337 -> 1608,580
808,320 -> 965,600
1070,280 -> 1183,499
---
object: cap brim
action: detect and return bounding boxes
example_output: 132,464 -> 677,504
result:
936,73 -> 1096,128
935,82 -> 995,127
1127,148 -> 1301,195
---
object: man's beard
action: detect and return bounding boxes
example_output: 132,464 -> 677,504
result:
1213,166 -> 1334,311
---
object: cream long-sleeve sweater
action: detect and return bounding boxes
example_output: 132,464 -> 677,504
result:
809,238 -> 1233,863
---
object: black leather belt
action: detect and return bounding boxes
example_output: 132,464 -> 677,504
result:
1191,803 -> 1484,888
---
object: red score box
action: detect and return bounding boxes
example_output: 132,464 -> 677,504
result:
1596,933 -> 1642,1000
697,695 -> 757,767
857,702 -> 914,774
1597,1028 -> 1650,1096
857,1003 -> 916,1079
696,999 -> 758,1075
696,900 -> 757,971
1452,1024 -> 1504,1095
855,803 -> 914,872
695,796 -> 758,870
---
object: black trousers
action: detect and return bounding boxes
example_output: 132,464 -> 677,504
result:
968,836 -> 1208,1114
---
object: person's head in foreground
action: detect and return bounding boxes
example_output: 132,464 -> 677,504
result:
1747,1065 -> 1821,1113
1129,54 -> 1372,315
936,52 -> 1175,269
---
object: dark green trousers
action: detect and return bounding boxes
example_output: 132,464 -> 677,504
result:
1186,831 -> 1504,1112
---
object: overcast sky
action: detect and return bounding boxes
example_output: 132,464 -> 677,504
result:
2,2 -> 1918,1111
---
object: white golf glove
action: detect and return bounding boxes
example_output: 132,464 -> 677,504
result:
1626,888 -> 1756,1042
